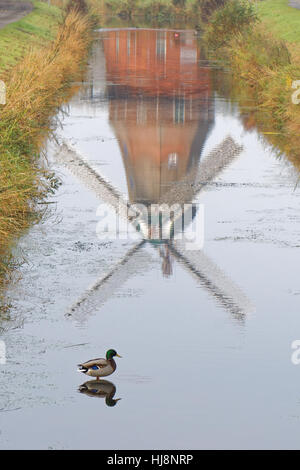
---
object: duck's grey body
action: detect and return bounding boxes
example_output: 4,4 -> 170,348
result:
78,357 -> 117,378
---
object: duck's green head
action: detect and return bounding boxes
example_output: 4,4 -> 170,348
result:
106,349 -> 122,359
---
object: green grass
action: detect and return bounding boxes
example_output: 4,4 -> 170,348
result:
0,1 -> 63,72
256,0 -> 300,43
0,6 -> 92,309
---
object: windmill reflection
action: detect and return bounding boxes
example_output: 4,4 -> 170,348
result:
57,28 -> 254,322
104,29 -> 214,274
105,29 -> 214,206
79,380 -> 121,407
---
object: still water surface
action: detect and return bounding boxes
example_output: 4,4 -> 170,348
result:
1,27 -> 300,449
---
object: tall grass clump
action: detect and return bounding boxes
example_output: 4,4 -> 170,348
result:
2,10 -> 91,145
0,8 -> 92,301
86,0 -> 105,25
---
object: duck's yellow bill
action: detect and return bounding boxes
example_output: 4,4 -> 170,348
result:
116,354 -> 122,358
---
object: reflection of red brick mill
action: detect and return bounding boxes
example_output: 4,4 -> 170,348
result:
102,29 -> 214,204
103,29 -> 211,97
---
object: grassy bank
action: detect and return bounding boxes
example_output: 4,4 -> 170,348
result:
256,0 -> 300,44
204,0 -> 300,170
0,1 -> 63,72
0,2 -> 93,308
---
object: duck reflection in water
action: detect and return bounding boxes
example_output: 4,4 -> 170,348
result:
79,380 -> 121,407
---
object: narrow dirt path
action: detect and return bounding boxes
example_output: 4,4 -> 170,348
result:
0,1 -> 33,30
289,0 -> 300,10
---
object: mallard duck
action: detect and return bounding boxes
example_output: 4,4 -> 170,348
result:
77,349 -> 121,380
79,379 -> 121,406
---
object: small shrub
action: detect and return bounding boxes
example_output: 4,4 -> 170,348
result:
66,0 -> 88,14
105,0 -> 136,18
172,0 -> 186,7
142,0 -> 175,21
205,0 -> 258,48
199,0 -> 227,21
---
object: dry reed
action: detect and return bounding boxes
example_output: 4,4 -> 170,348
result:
0,8 -> 92,301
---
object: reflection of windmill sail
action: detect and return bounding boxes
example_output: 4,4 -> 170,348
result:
193,137 -> 243,192
160,136 -> 243,206
66,241 -> 153,323
57,137 -> 253,321
170,241 -> 253,319
133,136 -> 243,237
55,142 -> 130,221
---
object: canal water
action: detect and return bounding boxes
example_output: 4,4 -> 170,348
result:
1,26 -> 300,449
